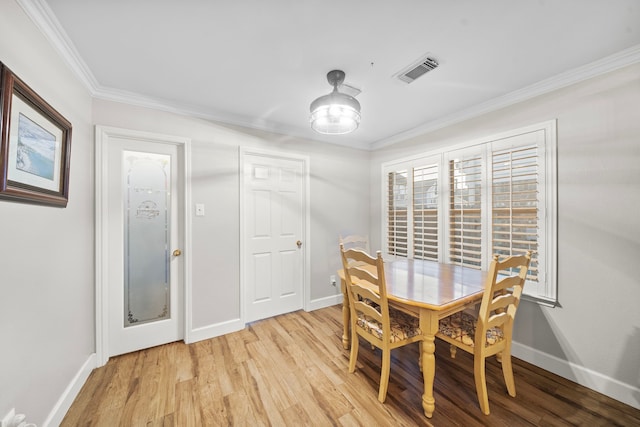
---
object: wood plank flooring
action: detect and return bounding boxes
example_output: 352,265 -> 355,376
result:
62,305 -> 640,426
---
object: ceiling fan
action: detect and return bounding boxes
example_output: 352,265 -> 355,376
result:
309,69 -> 362,135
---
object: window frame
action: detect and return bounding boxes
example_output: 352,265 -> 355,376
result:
381,120 -> 558,305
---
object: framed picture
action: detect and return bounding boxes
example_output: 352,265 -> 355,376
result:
0,62 -> 72,207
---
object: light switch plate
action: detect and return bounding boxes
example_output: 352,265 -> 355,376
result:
195,203 -> 205,216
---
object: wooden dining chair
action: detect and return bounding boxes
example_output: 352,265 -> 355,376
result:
436,251 -> 532,415
337,234 -> 371,349
339,243 -> 422,403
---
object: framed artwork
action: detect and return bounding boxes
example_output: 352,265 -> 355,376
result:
0,62 -> 72,207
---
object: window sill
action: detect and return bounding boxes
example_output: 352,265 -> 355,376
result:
522,293 -> 559,308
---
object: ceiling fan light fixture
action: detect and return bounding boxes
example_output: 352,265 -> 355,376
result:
310,70 -> 361,135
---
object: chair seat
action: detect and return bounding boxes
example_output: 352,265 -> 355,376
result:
356,307 -> 421,343
438,311 -> 504,347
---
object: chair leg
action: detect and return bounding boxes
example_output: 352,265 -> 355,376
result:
348,332 -> 359,373
474,354 -> 490,415
449,344 -> 457,359
341,280 -> 351,350
378,348 -> 391,403
501,349 -> 516,397
419,341 -> 422,371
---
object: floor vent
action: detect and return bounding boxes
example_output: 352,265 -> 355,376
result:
395,55 -> 439,84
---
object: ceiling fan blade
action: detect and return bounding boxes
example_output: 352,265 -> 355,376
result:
339,83 -> 361,97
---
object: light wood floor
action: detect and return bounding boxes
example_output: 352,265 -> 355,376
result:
62,305 -> 640,426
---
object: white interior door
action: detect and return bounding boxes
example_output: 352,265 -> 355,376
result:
243,151 -> 307,322
96,127 -> 188,361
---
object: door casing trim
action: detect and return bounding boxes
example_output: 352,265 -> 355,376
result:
95,125 -> 192,366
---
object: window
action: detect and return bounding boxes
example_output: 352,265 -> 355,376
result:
382,121 -> 557,304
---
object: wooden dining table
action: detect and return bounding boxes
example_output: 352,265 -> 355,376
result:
338,257 -> 489,418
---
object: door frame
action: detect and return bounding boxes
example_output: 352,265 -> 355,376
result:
95,125 -> 192,366
239,147 -> 311,323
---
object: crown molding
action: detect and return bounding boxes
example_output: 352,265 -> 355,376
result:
370,43 -> 640,150
17,0 -> 101,92
19,0 -> 640,152
91,85 -> 373,150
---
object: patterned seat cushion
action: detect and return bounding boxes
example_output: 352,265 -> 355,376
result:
438,311 -> 504,347
356,307 -> 421,343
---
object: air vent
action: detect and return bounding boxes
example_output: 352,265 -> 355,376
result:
395,55 -> 439,84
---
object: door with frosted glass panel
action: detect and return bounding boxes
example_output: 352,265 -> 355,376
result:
107,138 -> 184,357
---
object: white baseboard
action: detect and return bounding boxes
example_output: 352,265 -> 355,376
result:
187,294 -> 345,344
43,353 -> 97,427
187,318 -> 245,344
512,341 -> 640,410
308,293 -> 343,311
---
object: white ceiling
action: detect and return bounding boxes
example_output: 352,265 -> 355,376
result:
22,0 -> 640,150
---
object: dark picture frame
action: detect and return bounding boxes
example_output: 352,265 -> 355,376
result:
0,62 -> 72,207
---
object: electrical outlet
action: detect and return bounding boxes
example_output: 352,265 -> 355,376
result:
1,408 -> 15,427
330,275 -> 336,286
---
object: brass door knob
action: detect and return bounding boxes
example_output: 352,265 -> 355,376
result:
296,240 -> 302,248
173,249 -> 182,257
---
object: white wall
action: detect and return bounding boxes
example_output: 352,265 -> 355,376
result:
91,99 -> 370,331
370,63 -> 640,409
0,0 -> 94,424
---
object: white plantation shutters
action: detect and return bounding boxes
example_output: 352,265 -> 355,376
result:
492,143 -> 539,282
490,128 -> 554,300
449,153 -> 483,268
382,122 -> 557,304
413,164 -> 438,261
387,170 -> 408,257
384,158 -> 440,260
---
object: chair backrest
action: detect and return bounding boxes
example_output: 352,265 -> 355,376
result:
476,251 -> 532,344
339,243 -> 390,338
339,235 -> 371,270
339,235 -> 370,253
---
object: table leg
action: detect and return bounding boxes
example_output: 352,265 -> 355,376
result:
340,278 -> 350,350
420,310 -> 438,418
